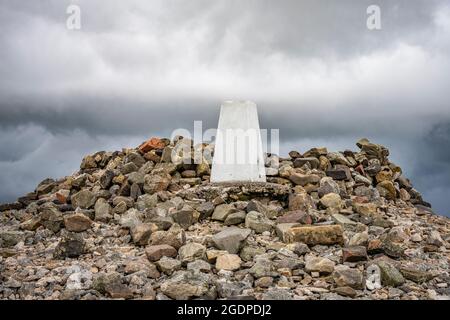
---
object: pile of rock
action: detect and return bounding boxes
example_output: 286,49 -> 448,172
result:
0,137 -> 449,300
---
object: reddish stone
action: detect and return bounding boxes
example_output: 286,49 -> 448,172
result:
145,244 -> 177,262
342,246 -> 368,262
139,138 -> 166,153
355,164 -> 366,176
367,239 -> 383,254
277,211 -> 313,225
56,192 -> 68,204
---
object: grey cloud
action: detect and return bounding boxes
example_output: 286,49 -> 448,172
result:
0,0 -> 449,216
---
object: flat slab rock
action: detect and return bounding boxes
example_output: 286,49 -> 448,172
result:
179,182 -> 290,201
285,225 -> 344,245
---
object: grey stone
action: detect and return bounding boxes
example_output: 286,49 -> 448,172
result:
212,204 -> 237,222
212,227 -> 251,254
245,211 -> 274,234
71,190 -> 96,209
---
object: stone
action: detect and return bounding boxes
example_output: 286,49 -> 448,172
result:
318,177 -> 340,197
354,174 -> 372,186
178,243 -> 206,263
71,190 -> 96,209
305,256 -> 335,274
39,204 -> 64,233
255,277 -> 274,288
20,216 -> 41,231
427,230 -> 445,247
0,231 -> 25,248
303,147 -> 328,158
124,259 -> 160,279
375,261 -> 405,287
333,286 -> 357,298
171,205 -> 199,229
130,223 -> 156,245
196,162 -> 211,177
66,269 -> 93,290
376,181 -> 397,200
224,211 -> 246,225
357,139 -> 389,163
288,193 -> 316,212
197,202 -> 215,219
212,227 -> 251,254
289,151 -> 302,158
331,214 -> 357,228
94,198 -> 112,222
53,233 -> 85,259
139,137 -> 166,153
277,211 -> 312,224
36,178 -> 56,195
216,254 -> 242,271
92,272 -> 133,299
119,208 -> 143,229
99,170 -> 115,189
112,201 -> 128,215
326,167 -> 351,181
150,224 -> 186,249
160,270 -> 210,300
262,288 -> 293,300
143,174 -> 171,194
127,172 -> 145,187
285,225 -> 344,245
353,202 -> 378,216
239,246 -> 266,262
63,213 -> 92,232
0,202 -> 23,212
320,193 -> 342,209
332,265 -> 363,289
246,200 -> 269,216
342,246 -> 367,262
399,266 -> 434,283
145,244 -> 178,262
348,232 -> 369,247
293,157 -> 320,169
212,204 -> 237,222
206,249 -> 228,263
245,211 -> 274,234
327,152 -> 351,166
376,169 -> 393,183
289,173 -> 320,186
286,242 -> 310,255
156,257 -> 182,275
249,258 -> 277,278
187,260 -> 212,273
135,194 -> 157,211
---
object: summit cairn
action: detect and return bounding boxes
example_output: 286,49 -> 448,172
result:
0,135 -> 449,300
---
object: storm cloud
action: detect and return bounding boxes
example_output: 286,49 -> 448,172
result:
0,0 -> 449,216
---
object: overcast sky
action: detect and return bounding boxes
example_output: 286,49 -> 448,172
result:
0,0 -> 449,216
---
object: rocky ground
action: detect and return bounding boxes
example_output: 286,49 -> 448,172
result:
0,137 -> 449,300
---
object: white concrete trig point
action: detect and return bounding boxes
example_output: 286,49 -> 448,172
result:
210,101 -> 266,183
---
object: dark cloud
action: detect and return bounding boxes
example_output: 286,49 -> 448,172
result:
0,0 -> 449,216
